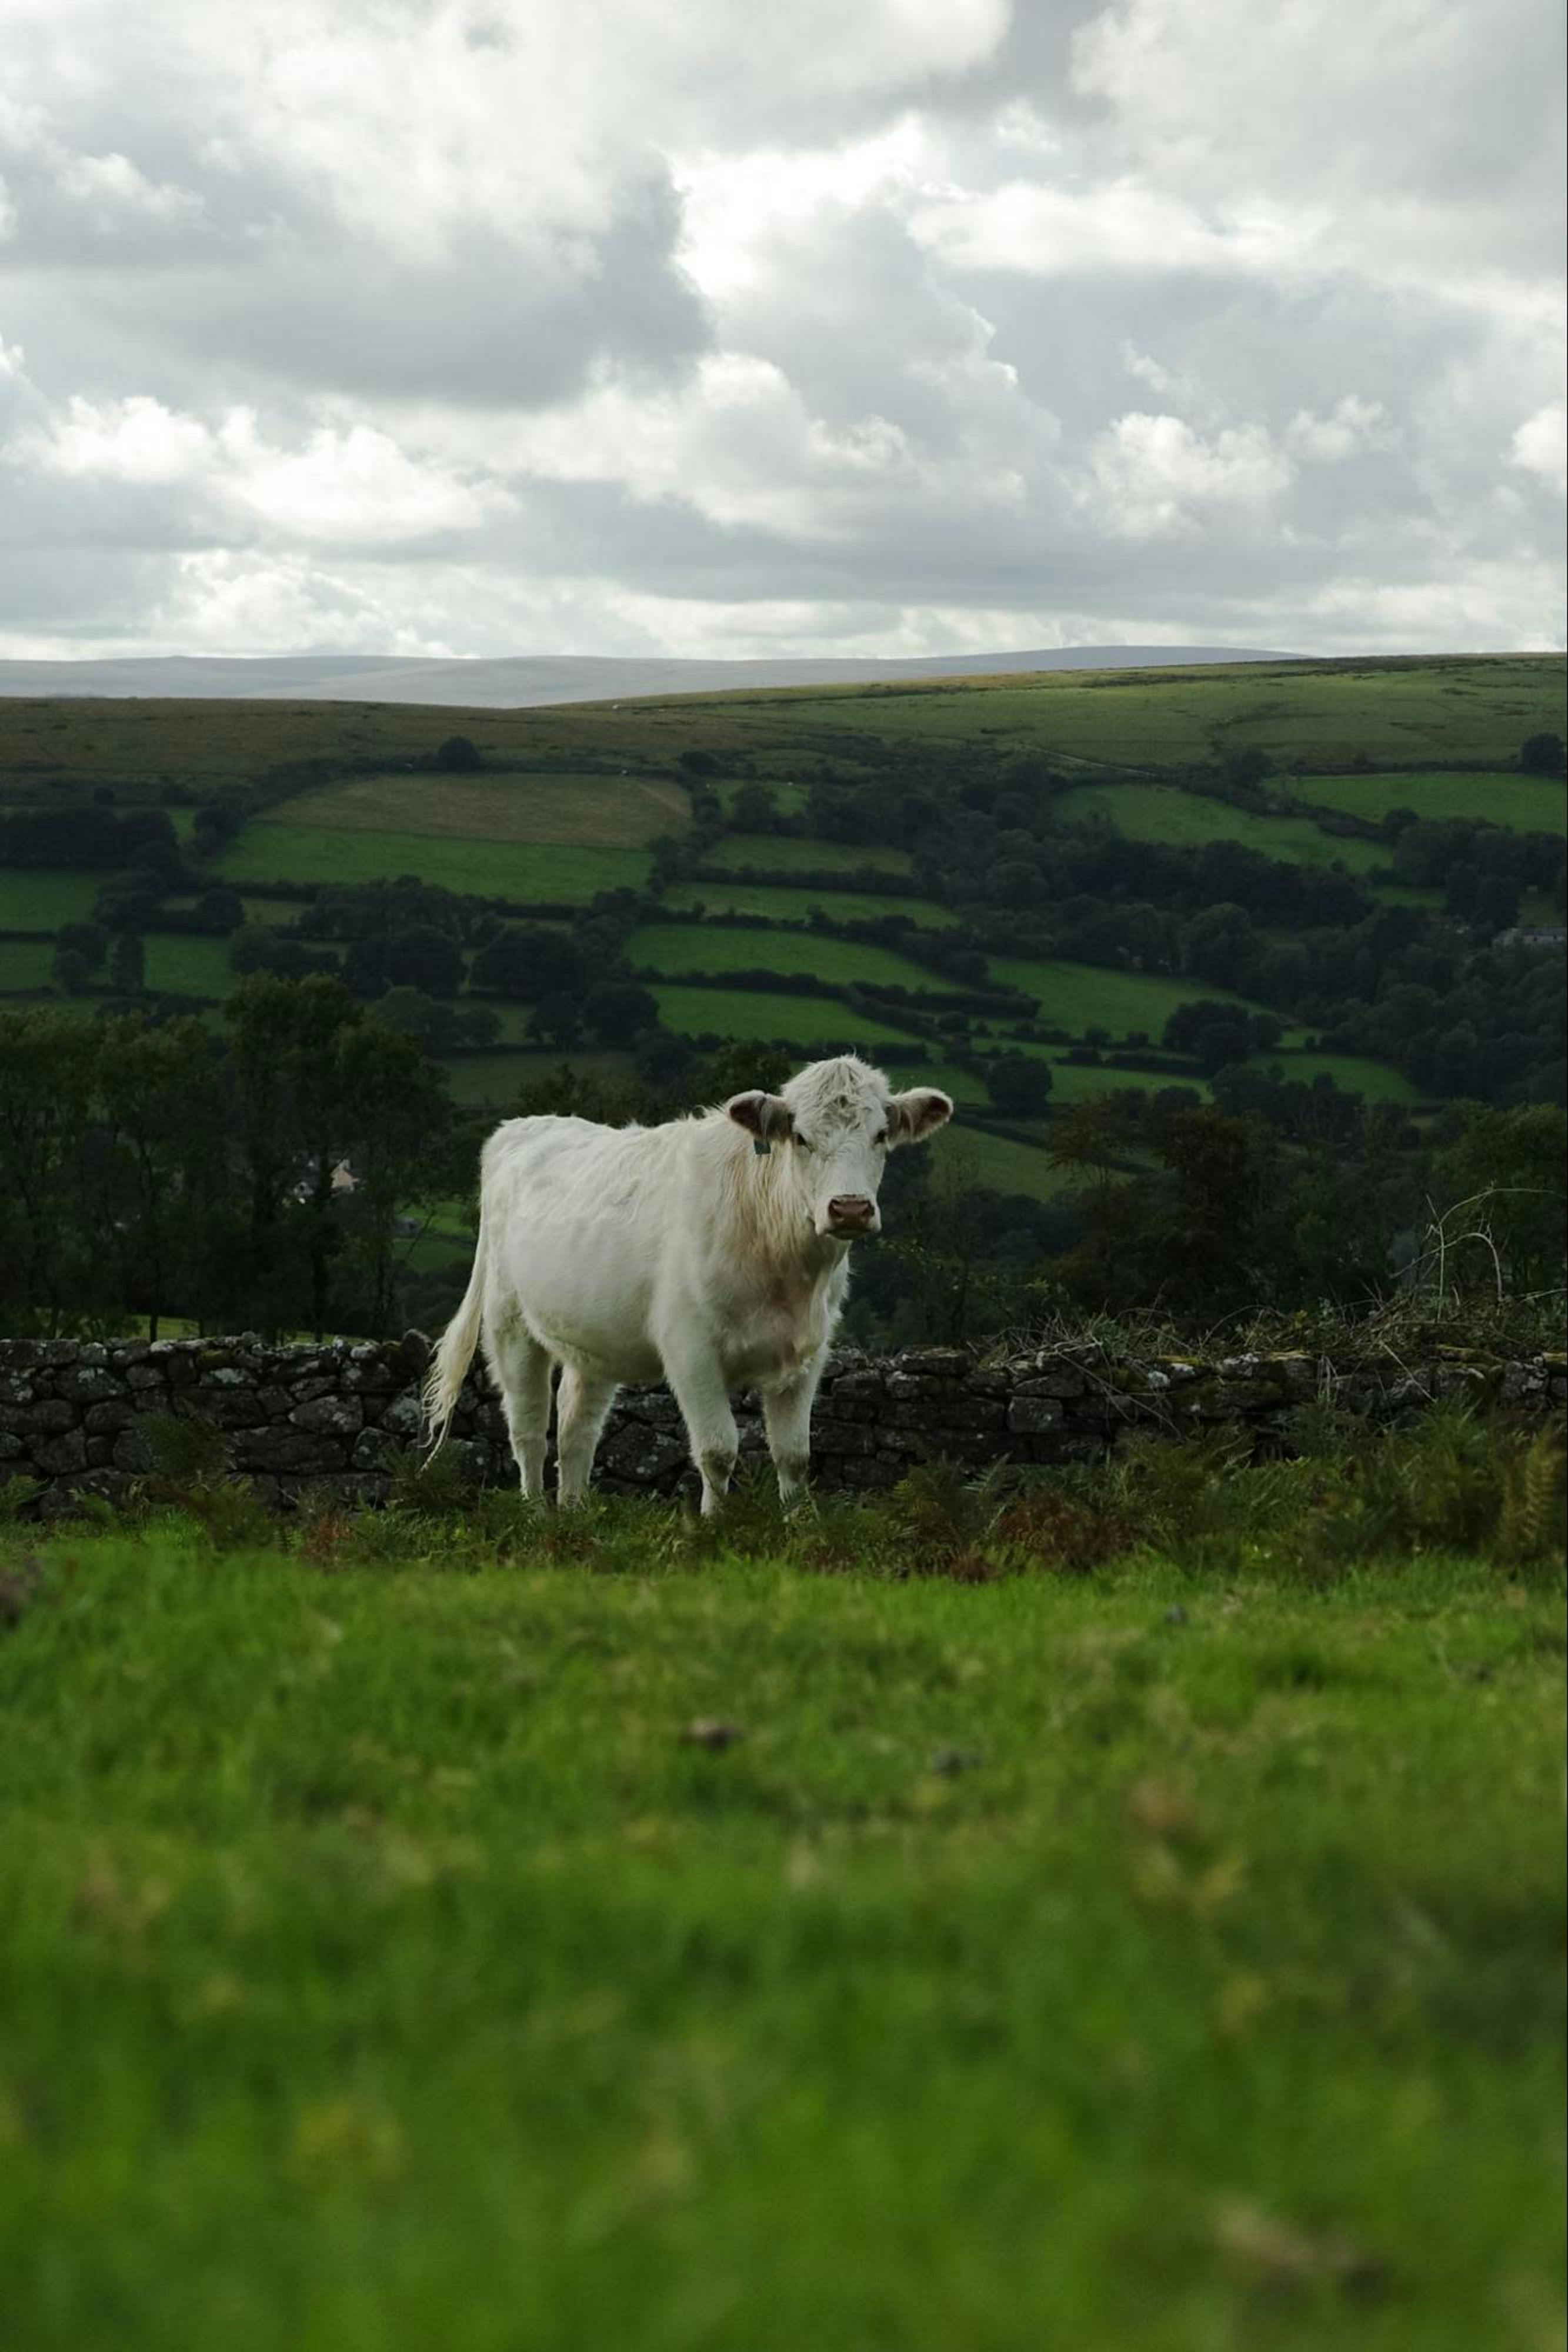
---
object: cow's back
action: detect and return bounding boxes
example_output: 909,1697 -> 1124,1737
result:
478,1114 -> 700,1378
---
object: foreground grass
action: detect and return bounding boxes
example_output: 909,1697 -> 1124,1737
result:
0,1503 -> 1562,2352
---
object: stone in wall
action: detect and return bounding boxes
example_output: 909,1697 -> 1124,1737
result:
0,1334 -> 1560,1520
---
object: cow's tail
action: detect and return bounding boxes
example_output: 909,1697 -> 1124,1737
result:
421,1207 -> 488,1455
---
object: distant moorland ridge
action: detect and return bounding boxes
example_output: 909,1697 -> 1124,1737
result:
0,645 -> 1295,708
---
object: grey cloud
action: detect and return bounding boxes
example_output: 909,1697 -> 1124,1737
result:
128,194 -> 708,407
4,178 -> 709,409
0,0 -> 1561,659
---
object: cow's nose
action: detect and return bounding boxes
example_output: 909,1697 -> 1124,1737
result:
827,1195 -> 876,1231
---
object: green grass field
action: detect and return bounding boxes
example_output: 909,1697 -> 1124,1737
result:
0,938 -> 56,989
1051,782 -> 1391,873
435,1048 -> 639,1107
279,769 -> 689,848
1262,1052 -> 1425,1104
663,881 -> 959,928
142,934 -> 240,1000
766,657 -> 1564,769
652,985 -> 920,1049
940,1124 -> 1071,1197
1,1517 -> 1560,2352
1034,1057 -> 1205,1105
218,824 -> 653,900
1291,771 -> 1567,832
630,924 -> 943,991
702,835 -> 914,876
715,778 -> 810,817
0,868 -> 104,930
980,1041 -> 1413,1108
983,957 -> 1279,1040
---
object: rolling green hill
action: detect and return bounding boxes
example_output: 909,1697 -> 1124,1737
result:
2,652 -> 1562,1216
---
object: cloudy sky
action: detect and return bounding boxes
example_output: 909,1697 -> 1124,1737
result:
1,0 -> 1563,662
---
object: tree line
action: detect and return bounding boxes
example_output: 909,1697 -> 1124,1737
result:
0,980 -> 453,1341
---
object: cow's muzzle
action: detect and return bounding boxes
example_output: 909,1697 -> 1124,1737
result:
823,1195 -> 879,1238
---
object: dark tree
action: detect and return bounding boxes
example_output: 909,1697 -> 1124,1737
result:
985,1052 -> 1054,1116
382,924 -> 465,995
56,922 -> 107,972
581,980 -> 659,1044
108,930 -> 145,995
95,1015 -> 228,1337
471,925 -> 586,1000
528,992 -> 582,1047
191,887 -> 245,935
1192,1019 -> 1250,1077
1518,732 -> 1564,775
51,947 -> 90,995
729,781 -> 779,831
435,735 -> 482,773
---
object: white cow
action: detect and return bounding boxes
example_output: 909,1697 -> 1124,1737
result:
422,1054 -> 952,1513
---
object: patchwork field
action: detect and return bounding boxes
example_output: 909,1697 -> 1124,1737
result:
941,1124 -> 1068,1197
437,1047 -> 638,1104
1052,781 -> 1391,872
280,769 -> 689,847
715,777 -> 810,817
663,881 -> 958,928
0,868 -> 103,930
1024,1056 -> 1203,1105
701,835 -> 914,875
0,938 -> 54,988
1,1523 -> 1560,2352
218,823 -> 653,899
141,934 -> 240,1000
983,956 -> 1282,1040
1290,770 -> 1566,832
1262,1051 -> 1424,1103
3,654 -> 1559,1164
630,923 -> 943,991
651,985 -> 920,1048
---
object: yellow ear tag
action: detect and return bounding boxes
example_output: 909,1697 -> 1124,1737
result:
753,1138 -> 772,1156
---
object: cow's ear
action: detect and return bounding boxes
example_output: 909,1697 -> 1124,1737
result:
886,1088 -> 953,1146
726,1090 -> 795,1141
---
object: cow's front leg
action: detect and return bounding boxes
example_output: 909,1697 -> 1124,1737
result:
760,1358 -> 825,1510
663,1344 -> 739,1517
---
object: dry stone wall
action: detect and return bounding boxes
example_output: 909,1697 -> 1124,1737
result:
1,1335 -> 1562,1520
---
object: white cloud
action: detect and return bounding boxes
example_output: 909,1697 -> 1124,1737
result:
1509,403 -> 1567,499
1086,413 -> 1295,538
22,392 -> 504,544
54,149 -> 202,227
39,393 -> 211,485
1286,398 -> 1393,463
910,176 -> 1303,278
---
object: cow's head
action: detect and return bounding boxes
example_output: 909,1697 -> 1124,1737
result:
726,1055 -> 953,1240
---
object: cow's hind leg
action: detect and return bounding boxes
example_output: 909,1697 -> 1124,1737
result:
662,1345 -> 739,1518
760,1359 -> 824,1510
555,1365 -> 619,1508
486,1313 -> 553,1501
